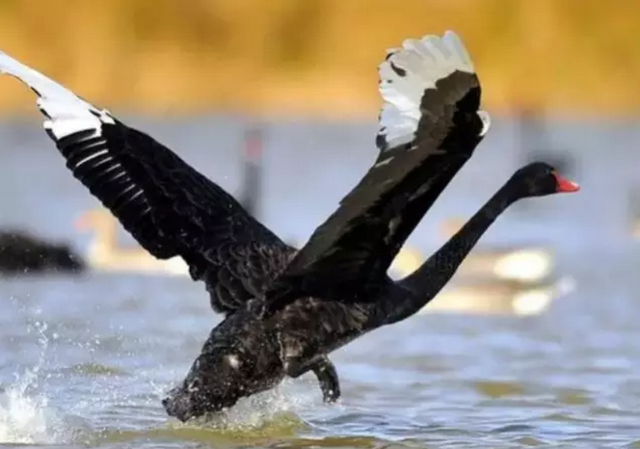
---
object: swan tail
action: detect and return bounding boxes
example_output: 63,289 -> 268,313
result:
376,30 -> 490,152
0,50 -> 114,140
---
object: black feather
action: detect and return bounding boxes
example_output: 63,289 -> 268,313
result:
49,118 -> 295,316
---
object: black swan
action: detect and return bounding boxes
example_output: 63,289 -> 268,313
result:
0,229 -> 85,275
238,125 -> 263,219
0,31 -> 578,422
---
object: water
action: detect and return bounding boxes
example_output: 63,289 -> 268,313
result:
0,115 -> 639,448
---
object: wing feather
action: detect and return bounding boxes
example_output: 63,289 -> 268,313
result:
264,31 -> 489,312
0,50 -> 293,315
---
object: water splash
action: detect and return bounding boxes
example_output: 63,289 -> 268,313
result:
150,378 -> 320,433
0,384 -> 53,444
207,381 -> 316,430
0,319 -> 64,444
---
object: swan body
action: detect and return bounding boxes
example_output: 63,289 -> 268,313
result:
75,208 -> 189,275
390,241 -> 553,283
423,276 -> 575,316
0,230 -> 85,275
1,30 -> 579,423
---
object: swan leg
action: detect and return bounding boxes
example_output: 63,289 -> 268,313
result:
311,357 -> 341,403
286,356 -> 341,403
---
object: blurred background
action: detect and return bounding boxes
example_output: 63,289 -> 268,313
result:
0,1 -> 639,448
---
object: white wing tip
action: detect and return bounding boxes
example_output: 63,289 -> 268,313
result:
0,49 -> 115,140
377,30 -> 481,151
380,29 -> 476,82
477,110 -> 491,137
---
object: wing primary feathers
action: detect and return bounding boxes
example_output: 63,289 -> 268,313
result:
377,30 -> 489,153
1,49 -> 295,316
263,31 -> 490,314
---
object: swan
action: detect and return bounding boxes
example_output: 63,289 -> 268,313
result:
0,229 -> 85,275
0,30 -> 579,422
74,208 -> 189,275
423,277 -> 575,316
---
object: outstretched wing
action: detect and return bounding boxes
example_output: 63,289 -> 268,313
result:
0,50 -> 294,315
264,31 -> 490,311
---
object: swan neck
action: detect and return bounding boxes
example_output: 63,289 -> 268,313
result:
87,217 -> 119,263
391,179 -> 522,320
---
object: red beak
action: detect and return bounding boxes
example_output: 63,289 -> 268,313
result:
552,171 -> 580,193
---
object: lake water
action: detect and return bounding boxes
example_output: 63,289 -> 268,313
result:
0,115 -> 639,448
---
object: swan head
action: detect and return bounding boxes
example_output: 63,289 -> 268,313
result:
514,162 -> 580,197
162,349 -> 254,423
